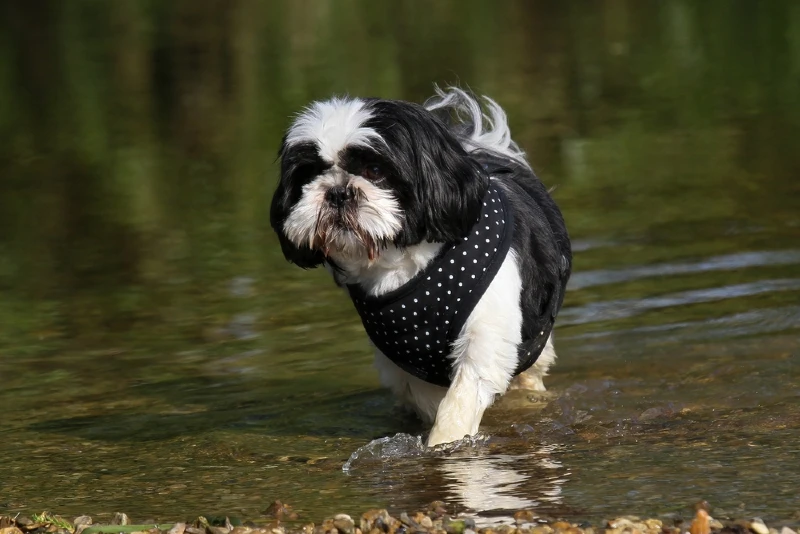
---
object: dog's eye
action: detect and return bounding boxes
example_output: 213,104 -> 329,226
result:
295,163 -> 322,180
362,165 -> 383,181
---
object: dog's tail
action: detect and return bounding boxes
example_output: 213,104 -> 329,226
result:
424,86 -> 531,169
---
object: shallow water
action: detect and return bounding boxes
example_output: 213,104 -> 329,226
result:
1,0 -> 800,526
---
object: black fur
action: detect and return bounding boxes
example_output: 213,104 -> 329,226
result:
360,99 -> 488,246
270,139 -> 330,268
270,96 -> 571,373
476,152 -> 572,369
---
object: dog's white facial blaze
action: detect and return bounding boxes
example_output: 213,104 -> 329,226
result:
282,174 -> 338,249
285,98 -> 385,162
282,97 -> 401,262
282,172 -> 403,259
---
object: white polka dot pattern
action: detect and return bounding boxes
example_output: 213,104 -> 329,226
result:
347,183 -> 513,386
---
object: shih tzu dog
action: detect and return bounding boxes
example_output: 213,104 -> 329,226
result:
270,87 -> 571,447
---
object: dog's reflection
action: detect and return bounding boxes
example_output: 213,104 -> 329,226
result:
435,444 -> 569,524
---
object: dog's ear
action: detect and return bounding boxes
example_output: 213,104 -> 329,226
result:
413,120 -> 487,243
365,100 -> 488,244
269,138 -> 325,269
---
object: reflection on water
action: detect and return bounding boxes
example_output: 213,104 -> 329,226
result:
1,0 -> 800,525
437,449 -> 569,525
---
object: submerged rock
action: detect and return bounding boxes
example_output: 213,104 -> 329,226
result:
264,501 -> 299,521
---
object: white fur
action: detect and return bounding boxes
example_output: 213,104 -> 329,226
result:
285,98 -> 385,162
426,251 -> 524,446
509,335 -> 557,391
282,172 -> 403,254
425,87 -> 531,169
330,241 -> 442,296
370,251 -> 553,446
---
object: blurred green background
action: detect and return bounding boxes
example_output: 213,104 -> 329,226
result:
1,0 -> 798,344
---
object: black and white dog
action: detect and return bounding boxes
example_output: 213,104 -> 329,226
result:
271,88 -> 571,446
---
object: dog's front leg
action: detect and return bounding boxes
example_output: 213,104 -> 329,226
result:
426,253 -> 523,447
427,364 -> 486,446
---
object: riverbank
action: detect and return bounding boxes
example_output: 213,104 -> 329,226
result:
2,504 -> 797,534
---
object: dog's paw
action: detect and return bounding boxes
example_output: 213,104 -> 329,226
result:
507,370 -> 547,391
426,426 -> 472,447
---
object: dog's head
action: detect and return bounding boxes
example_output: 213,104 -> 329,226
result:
270,97 -> 488,268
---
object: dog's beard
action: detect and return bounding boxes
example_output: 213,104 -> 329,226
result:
312,191 -> 386,261
283,175 -> 403,263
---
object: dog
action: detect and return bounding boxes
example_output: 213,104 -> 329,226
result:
270,87 -> 571,446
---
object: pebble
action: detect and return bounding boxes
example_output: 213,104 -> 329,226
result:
607,517 -> 650,532
781,529 -> 798,534
319,519 -> 335,534
444,519 -> 467,534
333,515 -> 354,534
514,511 -> 535,525
690,510 -> 710,534
428,502 -> 448,518
112,513 -> 131,526
265,501 -> 299,521
643,520 -> 662,530
750,519 -> 769,534
72,516 -> 93,534
360,510 -> 395,532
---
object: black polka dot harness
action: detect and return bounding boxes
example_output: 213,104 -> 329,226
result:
347,182 -> 515,387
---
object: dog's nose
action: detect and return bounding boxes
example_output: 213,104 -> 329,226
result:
325,186 -> 353,208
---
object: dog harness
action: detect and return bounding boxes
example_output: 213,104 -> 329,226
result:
347,182 -> 516,387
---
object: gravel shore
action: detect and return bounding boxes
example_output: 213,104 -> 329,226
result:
2,504 -> 798,534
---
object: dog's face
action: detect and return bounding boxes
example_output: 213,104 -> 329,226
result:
270,97 -> 488,268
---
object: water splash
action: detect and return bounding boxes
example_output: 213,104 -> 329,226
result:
342,433 -> 491,472
342,433 -> 425,472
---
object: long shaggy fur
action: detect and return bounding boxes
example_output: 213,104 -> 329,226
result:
271,87 -> 571,446
425,86 -> 530,169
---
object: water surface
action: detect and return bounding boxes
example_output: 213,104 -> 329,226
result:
1,0 -> 799,525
